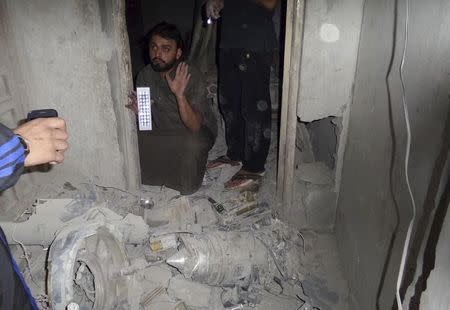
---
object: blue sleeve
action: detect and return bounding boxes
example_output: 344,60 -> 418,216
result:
0,123 -> 25,191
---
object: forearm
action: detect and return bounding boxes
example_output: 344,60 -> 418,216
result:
176,95 -> 203,132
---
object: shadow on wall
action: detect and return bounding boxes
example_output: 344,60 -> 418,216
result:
409,177 -> 450,309
402,104 -> 450,309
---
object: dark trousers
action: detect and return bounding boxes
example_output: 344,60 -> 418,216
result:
218,48 -> 272,173
0,227 -> 35,310
138,126 -> 214,195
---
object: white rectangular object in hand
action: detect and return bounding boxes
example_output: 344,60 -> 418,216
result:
137,87 -> 152,131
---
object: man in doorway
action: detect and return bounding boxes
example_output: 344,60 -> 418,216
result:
128,22 -> 217,195
206,0 -> 278,190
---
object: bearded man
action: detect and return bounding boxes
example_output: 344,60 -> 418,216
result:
129,22 -> 216,195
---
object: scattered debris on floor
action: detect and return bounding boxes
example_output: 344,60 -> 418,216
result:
6,193 -> 327,310
4,122 -> 348,310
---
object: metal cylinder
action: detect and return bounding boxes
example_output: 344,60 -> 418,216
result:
166,231 -> 272,287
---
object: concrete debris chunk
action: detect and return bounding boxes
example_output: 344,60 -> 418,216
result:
297,162 -> 333,185
167,275 -> 214,308
138,265 -> 173,287
304,185 -> 337,229
121,213 -> 151,244
256,290 -> 303,309
144,197 -> 195,231
144,293 -> 181,310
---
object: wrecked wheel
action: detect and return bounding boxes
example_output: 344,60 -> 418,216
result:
47,222 -> 129,310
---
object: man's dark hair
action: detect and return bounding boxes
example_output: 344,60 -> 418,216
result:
147,22 -> 184,52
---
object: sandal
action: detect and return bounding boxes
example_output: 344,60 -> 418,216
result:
207,155 -> 241,169
225,170 -> 265,190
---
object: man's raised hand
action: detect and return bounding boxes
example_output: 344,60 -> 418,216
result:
165,62 -> 191,99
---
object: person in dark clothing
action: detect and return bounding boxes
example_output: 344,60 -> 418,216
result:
0,118 -> 68,310
128,22 -> 217,195
206,0 -> 278,190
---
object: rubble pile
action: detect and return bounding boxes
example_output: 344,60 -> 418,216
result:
7,194 -> 320,310
140,193 -> 315,309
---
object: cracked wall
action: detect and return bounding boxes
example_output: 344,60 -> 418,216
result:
286,0 -> 364,232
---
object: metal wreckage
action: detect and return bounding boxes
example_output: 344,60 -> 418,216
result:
1,193 -> 319,310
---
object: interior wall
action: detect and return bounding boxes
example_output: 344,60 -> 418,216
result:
335,0 -> 450,309
2,0 -> 138,189
285,0 -> 364,230
298,0 -> 364,122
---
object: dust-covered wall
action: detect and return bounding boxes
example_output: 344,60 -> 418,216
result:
298,0 -> 364,122
287,0 -> 364,231
335,0 -> 450,309
2,0 -> 138,189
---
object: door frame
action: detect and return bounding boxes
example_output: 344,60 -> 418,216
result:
277,0 -> 305,212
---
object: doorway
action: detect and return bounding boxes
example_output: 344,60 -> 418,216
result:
124,0 -> 287,195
